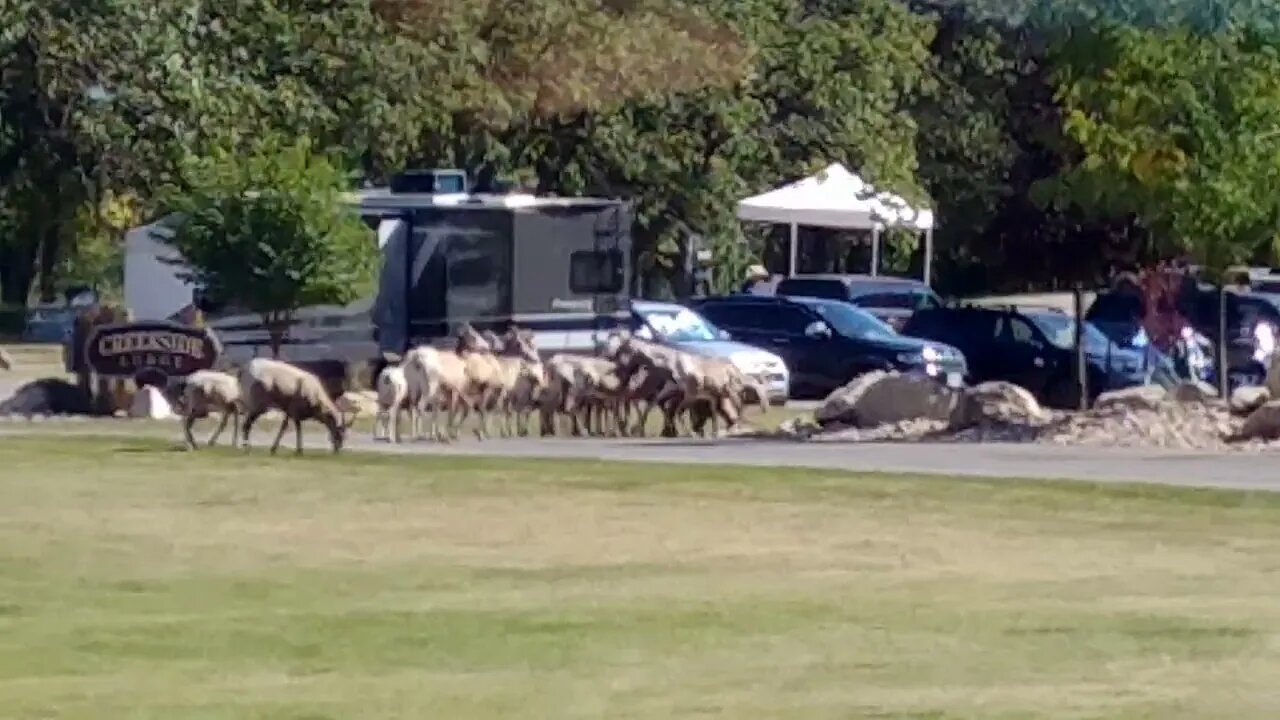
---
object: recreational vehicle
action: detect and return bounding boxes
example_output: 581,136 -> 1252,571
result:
111,173 -> 633,369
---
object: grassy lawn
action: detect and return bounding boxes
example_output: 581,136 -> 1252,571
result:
2,436 -> 1280,718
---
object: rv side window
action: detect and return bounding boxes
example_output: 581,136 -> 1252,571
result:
570,250 -> 623,294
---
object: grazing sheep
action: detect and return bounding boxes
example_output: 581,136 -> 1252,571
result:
172,369 -> 243,450
239,358 -> 357,454
373,364 -> 410,443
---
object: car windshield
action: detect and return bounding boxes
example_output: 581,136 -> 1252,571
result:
639,307 -> 719,342
806,301 -> 897,339
1028,313 -> 1111,351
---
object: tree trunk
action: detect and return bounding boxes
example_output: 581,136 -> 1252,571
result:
37,222 -> 63,303
0,242 -> 37,306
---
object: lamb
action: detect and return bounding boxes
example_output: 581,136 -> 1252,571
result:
171,369 -> 243,450
239,358 -> 357,454
373,364 -> 410,443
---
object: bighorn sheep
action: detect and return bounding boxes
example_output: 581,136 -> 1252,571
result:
239,358 -> 357,454
373,364 -> 410,443
402,343 -> 470,442
493,329 -> 547,436
171,369 -> 243,450
453,324 -> 507,438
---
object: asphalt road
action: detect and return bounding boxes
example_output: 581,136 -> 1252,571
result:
3,372 -> 1277,492
343,435 -> 1280,492
2,419 -> 1278,492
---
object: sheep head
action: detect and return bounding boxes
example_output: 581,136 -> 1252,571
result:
503,330 -> 541,364
454,323 -> 491,355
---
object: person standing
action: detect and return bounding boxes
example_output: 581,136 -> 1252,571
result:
740,264 -> 770,294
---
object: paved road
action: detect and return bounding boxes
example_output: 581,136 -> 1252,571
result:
2,369 -> 1277,493
3,421 -> 1278,492
344,435 -> 1280,492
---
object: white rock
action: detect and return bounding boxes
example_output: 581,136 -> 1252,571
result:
1094,384 -> 1167,412
1229,385 -> 1270,416
815,371 -> 958,428
128,385 -> 173,420
949,381 -> 1048,429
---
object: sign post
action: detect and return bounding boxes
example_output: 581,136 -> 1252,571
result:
84,321 -> 223,388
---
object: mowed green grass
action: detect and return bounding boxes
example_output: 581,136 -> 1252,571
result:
2,437 -> 1280,718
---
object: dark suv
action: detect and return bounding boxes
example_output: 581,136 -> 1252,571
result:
690,294 -> 967,399
775,274 -> 943,329
903,306 -> 1145,408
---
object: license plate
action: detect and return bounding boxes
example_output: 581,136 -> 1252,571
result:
946,372 -> 964,389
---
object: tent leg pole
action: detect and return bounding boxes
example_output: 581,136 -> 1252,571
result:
870,229 -> 880,277
788,223 -> 798,276
924,228 -> 933,286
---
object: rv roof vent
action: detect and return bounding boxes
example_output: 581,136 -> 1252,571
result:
389,169 -> 468,194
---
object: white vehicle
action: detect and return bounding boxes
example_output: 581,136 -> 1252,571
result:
631,300 -> 790,405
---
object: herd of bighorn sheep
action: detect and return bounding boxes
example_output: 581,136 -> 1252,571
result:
169,323 -> 770,454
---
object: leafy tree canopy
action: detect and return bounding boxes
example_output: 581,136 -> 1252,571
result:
159,136 -> 376,355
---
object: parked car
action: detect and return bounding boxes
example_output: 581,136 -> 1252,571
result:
902,305 -> 1147,408
1089,284 -> 1274,389
689,294 -> 966,399
774,274 -> 943,330
1185,287 -> 1279,388
630,300 -> 791,405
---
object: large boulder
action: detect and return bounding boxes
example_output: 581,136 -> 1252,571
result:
1230,400 -> 1280,442
337,390 -> 378,418
1229,385 -> 1271,416
948,381 -> 1049,430
815,371 -> 958,428
1171,380 -> 1219,404
1094,384 -> 1167,412
0,378 -> 93,416
128,385 -> 173,420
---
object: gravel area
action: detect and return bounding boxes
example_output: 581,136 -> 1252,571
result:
801,399 -> 1280,452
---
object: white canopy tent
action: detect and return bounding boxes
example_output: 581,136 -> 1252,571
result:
735,163 -> 935,283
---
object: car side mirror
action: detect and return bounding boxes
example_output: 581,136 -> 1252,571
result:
804,321 -> 832,339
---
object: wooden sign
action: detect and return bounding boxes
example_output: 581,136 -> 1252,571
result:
84,321 -> 221,382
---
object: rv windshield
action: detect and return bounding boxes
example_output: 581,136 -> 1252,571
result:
639,308 -> 719,342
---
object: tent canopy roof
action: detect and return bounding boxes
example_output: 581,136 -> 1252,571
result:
736,163 -> 933,230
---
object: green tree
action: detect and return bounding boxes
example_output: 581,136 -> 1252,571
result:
160,137 -> 376,356
1046,25 -> 1280,275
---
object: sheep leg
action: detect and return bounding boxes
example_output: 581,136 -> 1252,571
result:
241,410 -> 265,451
268,416 -> 291,455
230,407 -> 241,448
295,418 -> 305,455
208,410 -> 233,447
182,413 -> 200,451
392,406 -> 404,444
634,401 -> 654,437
